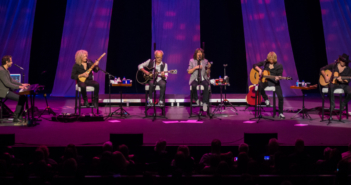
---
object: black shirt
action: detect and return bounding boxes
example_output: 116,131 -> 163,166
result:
253,60 -> 283,85
71,61 -> 99,81
320,62 -> 351,84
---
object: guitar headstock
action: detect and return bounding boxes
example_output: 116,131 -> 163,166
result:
169,70 -> 177,74
286,77 -> 293,80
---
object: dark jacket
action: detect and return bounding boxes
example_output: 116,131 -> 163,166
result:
253,60 -> 284,85
320,62 -> 351,84
71,60 -> 99,81
0,66 -> 22,98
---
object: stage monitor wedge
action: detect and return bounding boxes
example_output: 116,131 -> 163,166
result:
244,133 -> 277,146
110,134 -> 143,147
0,134 -> 15,146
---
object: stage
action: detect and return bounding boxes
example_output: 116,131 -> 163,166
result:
0,94 -> 350,147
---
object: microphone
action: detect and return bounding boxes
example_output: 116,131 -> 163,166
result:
14,64 -> 24,70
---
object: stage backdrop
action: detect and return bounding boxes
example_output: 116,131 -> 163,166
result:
320,0 -> 351,64
51,0 -> 113,96
0,0 -> 37,83
152,0 -> 200,95
241,0 -> 301,97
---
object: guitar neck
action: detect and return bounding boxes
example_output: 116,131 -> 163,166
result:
263,75 -> 289,79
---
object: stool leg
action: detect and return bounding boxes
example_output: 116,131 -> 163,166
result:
321,94 -> 325,121
91,92 -> 94,114
339,94 -> 342,121
0,100 -> 3,123
75,90 -> 78,114
347,103 -> 349,119
190,89 -> 193,117
79,92 -> 81,116
145,90 -> 147,117
273,92 -> 276,118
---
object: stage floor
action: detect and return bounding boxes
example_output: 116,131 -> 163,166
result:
0,94 -> 350,147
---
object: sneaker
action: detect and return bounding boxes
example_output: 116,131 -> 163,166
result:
279,113 -> 285,119
265,100 -> 270,106
158,101 -> 164,107
203,103 -> 208,112
148,98 -> 153,106
196,99 -> 200,105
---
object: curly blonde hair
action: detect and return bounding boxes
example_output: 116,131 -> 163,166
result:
266,51 -> 277,63
75,50 -> 88,65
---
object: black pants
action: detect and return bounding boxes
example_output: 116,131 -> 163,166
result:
148,79 -> 166,102
259,81 -> 284,114
328,83 -> 351,109
191,80 -> 209,104
6,91 -> 26,115
77,80 -> 99,101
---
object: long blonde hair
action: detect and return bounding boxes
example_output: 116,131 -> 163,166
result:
267,51 -> 277,63
75,50 -> 88,65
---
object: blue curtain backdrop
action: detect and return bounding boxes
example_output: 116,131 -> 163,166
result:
320,0 -> 351,64
241,0 -> 301,97
51,0 -> 113,97
0,0 -> 37,83
152,0 -> 200,95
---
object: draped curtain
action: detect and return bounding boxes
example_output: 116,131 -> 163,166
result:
0,0 -> 37,83
51,0 -> 113,96
152,0 -> 200,94
320,0 -> 351,64
241,0 -> 301,96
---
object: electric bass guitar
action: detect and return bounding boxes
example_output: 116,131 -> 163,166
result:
136,67 -> 177,84
319,70 -> 351,86
78,53 -> 106,82
250,69 -> 292,84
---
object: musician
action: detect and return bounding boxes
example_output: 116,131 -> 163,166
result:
187,48 -> 211,111
320,53 -> 351,114
138,50 -> 168,106
253,51 -> 285,119
0,56 -> 29,122
71,50 -> 99,108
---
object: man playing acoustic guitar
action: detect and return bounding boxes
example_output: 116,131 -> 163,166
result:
320,53 -> 351,115
138,50 -> 168,106
253,51 -> 285,119
71,50 -> 100,108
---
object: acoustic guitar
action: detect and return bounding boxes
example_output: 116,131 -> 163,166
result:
249,69 -> 292,84
245,85 -> 263,106
78,53 -> 106,83
136,67 -> 177,84
319,70 -> 351,86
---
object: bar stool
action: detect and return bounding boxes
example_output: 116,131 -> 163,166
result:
321,87 -> 348,123
189,85 -> 211,117
75,83 -> 98,116
144,84 -> 165,117
254,85 -> 277,117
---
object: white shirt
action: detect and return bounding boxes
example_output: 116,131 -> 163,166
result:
138,59 -> 168,82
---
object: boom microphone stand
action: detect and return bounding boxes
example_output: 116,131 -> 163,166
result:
249,69 -> 274,123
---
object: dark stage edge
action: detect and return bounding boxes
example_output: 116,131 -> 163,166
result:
0,95 -> 350,147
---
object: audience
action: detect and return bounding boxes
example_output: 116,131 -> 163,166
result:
0,137 -> 351,185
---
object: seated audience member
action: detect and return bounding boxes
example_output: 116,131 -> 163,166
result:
100,151 -> 113,175
37,145 -> 57,167
61,158 -> 77,176
112,151 -> 130,174
216,160 -> 231,175
260,138 -> 280,174
103,141 -> 113,153
341,143 -> 351,159
29,149 -> 50,176
239,143 -> 249,153
147,139 -> 171,175
118,144 -> 135,164
288,139 -> 313,174
315,147 -> 332,173
201,154 -> 221,174
199,139 -> 222,167
171,146 -> 194,175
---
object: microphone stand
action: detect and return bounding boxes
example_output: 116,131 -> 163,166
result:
197,59 -> 203,120
98,68 -> 122,119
